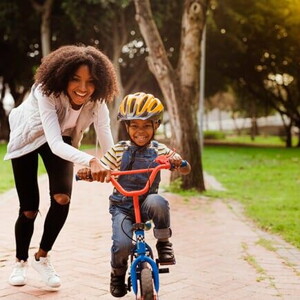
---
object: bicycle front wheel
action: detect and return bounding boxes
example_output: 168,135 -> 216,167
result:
140,266 -> 155,300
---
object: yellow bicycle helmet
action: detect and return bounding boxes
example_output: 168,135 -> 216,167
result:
117,92 -> 164,123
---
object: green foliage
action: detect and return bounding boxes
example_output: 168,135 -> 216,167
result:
203,145 -> 300,248
0,144 -> 15,193
0,143 -> 46,194
220,134 -> 297,147
206,0 -> 300,134
164,177 -> 199,197
165,177 -> 182,193
204,130 -> 226,140
0,0 -> 40,92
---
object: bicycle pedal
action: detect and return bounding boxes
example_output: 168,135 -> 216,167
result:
156,258 -> 176,266
158,260 -> 176,266
159,267 -> 169,273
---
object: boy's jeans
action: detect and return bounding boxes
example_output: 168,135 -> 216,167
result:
109,194 -> 172,275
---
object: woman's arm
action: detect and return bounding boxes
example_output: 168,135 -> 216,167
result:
36,87 -> 95,166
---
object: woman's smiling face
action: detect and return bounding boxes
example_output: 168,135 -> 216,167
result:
67,65 -> 95,109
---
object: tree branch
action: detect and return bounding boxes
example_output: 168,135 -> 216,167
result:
134,0 -> 173,80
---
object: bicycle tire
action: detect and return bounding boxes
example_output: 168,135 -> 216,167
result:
140,266 -> 154,300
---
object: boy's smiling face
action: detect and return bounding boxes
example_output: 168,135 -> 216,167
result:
126,119 -> 159,146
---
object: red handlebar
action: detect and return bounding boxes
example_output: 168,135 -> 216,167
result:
110,162 -> 171,197
76,155 -> 187,223
110,155 -> 172,223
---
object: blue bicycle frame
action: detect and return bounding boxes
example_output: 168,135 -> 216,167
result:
130,228 -> 159,295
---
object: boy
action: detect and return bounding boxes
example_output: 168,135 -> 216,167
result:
77,92 -> 191,297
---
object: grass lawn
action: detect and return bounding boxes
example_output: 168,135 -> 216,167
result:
202,145 -> 300,249
224,135 -> 297,146
0,144 -> 46,193
0,144 -> 15,193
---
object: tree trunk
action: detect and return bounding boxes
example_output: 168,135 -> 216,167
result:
231,114 -> 240,135
134,0 -> 208,191
282,120 -> 293,148
250,116 -> 258,141
285,126 -> 292,148
250,100 -> 258,141
218,109 -> 223,131
297,126 -> 300,148
0,97 -> 9,141
0,81 -> 9,140
31,0 -> 54,57
40,0 -> 53,56
107,19 -> 127,141
277,111 -> 293,148
107,12 -> 146,142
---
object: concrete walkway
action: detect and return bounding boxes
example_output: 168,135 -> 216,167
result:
1,166 -> 300,299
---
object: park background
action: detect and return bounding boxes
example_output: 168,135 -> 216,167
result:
0,0 -> 299,254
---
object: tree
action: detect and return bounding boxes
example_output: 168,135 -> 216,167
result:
134,0 -> 209,191
0,0 -> 41,139
207,0 -> 300,147
0,0 -> 156,141
30,0 -> 54,57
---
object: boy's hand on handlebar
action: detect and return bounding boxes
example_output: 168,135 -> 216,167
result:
169,154 -> 191,175
169,153 -> 183,169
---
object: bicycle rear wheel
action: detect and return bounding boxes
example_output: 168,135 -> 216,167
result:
140,266 -> 155,300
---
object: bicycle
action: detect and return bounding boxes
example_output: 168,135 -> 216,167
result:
77,154 -> 187,299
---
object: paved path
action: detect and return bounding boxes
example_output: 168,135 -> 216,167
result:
1,166 -> 300,299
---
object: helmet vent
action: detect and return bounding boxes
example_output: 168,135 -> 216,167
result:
149,102 -> 157,111
129,98 -> 136,113
123,97 -> 128,111
141,96 -> 148,108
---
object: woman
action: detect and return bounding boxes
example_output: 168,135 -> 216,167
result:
4,44 -> 119,288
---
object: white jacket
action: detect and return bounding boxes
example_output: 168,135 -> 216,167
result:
4,84 -> 114,167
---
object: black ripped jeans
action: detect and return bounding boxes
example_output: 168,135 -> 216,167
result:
11,137 -> 73,261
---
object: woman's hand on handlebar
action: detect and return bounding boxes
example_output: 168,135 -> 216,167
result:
76,167 -> 93,182
77,158 -> 112,182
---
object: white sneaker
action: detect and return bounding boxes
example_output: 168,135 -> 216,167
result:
31,256 -> 61,288
9,260 -> 28,286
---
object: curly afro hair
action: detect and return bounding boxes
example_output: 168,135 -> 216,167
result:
34,44 -> 119,103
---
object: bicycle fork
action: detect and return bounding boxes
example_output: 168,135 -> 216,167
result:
130,228 -> 160,295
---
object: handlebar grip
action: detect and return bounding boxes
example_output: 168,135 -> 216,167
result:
170,160 -> 188,170
75,175 -> 93,181
181,160 -> 188,167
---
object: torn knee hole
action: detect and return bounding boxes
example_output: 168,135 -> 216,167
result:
53,193 -> 70,205
23,211 -> 38,219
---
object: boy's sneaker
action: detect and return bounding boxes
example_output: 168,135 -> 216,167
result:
31,256 -> 61,288
156,241 -> 176,265
110,273 -> 127,297
9,260 -> 28,286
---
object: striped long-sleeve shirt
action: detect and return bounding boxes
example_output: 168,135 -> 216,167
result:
100,140 -> 175,171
